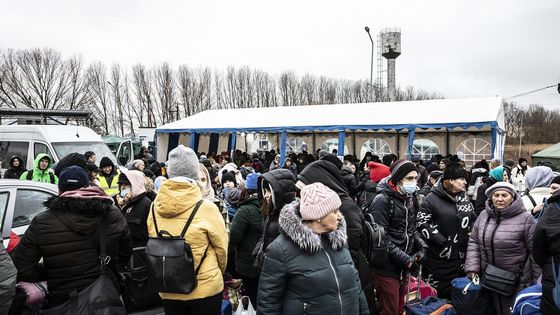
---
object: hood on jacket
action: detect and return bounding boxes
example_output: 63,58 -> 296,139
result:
368,161 -> 391,183
120,170 -> 147,199
10,156 -> 24,169
430,180 -> 467,203
525,166 -> 553,191
53,153 -> 87,176
485,193 -> 527,219
376,177 -> 402,200
99,157 -> 116,176
197,163 -> 215,201
218,163 -> 244,186
258,169 -> 297,211
154,179 -> 203,218
279,200 -> 347,253
33,153 -> 52,172
298,160 -> 348,197
44,186 -> 115,235
340,165 -> 354,176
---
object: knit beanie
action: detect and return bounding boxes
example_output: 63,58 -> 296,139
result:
320,154 -> 343,170
300,182 -> 342,221
221,171 -> 237,187
390,160 -> 417,183
429,170 -> 443,181
518,158 -> 528,165
525,166 -> 553,190
443,162 -> 468,180
489,166 -> 504,181
485,181 -> 517,199
245,172 -> 261,190
167,145 -> 199,179
368,161 -> 391,183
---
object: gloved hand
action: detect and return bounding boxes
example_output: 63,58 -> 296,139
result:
411,248 -> 427,264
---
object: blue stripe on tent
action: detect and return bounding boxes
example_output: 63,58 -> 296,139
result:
189,132 -> 196,149
338,131 -> 345,155
155,121 -> 499,134
230,133 -> 237,158
209,133 -> 220,155
407,129 -> 416,159
280,131 -> 287,167
167,133 -> 179,156
491,126 -> 497,159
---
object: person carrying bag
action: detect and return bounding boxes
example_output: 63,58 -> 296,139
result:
41,215 -> 127,315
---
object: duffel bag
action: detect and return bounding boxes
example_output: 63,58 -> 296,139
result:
451,276 -> 495,315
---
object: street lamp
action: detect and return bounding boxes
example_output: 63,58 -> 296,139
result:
364,26 -> 374,86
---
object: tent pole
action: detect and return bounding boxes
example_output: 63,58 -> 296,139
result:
338,130 -> 345,156
396,130 -> 401,159
407,128 -> 416,160
446,128 -> 450,156
352,131 -> 357,160
280,130 -> 287,167
312,131 -> 316,156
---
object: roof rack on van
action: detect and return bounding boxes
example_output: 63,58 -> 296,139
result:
0,108 -> 93,126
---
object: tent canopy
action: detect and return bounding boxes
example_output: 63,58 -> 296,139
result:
156,96 -> 505,134
533,143 -> 560,158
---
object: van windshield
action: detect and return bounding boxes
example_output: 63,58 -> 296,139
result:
51,142 -> 118,165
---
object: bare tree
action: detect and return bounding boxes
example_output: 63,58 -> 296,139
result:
131,64 -> 155,127
153,63 -> 175,124
86,62 -> 110,135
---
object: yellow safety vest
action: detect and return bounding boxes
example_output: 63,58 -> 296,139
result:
98,171 -> 120,196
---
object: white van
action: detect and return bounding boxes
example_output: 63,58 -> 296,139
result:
0,125 -> 135,175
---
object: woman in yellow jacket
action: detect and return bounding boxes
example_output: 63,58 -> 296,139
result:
147,145 -> 228,315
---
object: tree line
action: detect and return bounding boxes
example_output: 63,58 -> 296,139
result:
504,102 -> 560,145
0,47 -> 443,136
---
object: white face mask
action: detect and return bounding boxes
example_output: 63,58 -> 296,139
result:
401,181 -> 418,194
120,188 -> 131,197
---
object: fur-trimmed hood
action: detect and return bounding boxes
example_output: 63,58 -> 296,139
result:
44,192 -> 115,235
279,200 -> 347,253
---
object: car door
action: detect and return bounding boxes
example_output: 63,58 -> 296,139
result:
0,188 -> 16,247
11,188 -> 56,237
116,140 -> 133,166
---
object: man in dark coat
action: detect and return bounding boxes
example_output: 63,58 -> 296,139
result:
369,160 -> 428,315
3,155 -> 27,179
533,189 -> 560,314
13,166 -> 132,306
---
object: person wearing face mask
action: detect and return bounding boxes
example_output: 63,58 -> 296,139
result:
369,160 -> 428,315
116,170 -> 151,250
417,161 -> 477,299
465,182 -> 540,315
258,183 -> 369,315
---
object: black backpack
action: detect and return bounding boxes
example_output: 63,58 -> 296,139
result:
361,194 -> 395,267
26,170 -> 56,184
145,200 -> 208,294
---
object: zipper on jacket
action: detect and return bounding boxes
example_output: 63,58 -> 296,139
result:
303,302 -> 308,314
323,247 -> 343,315
404,201 -> 410,252
162,256 -> 166,289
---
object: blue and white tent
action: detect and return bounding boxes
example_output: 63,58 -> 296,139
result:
155,96 -> 505,166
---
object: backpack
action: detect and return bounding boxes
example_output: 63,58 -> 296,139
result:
362,193 -> 394,267
145,200 -> 208,294
512,284 -> 542,315
26,170 -> 55,184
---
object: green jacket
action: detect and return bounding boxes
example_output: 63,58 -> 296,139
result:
229,195 -> 263,279
20,153 -> 58,184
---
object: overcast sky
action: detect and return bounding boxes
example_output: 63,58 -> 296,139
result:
1,0 -> 559,108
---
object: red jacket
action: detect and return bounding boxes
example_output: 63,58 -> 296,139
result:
7,231 -> 20,254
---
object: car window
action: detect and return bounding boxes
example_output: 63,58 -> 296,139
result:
0,192 -> 8,230
0,141 -> 29,169
13,189 -> 52,228
34,143 -> 53,160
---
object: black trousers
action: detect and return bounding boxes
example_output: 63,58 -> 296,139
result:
162,293 -> 222,315
241,276 -> 259,307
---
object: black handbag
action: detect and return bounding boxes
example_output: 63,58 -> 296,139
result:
480,215 -> 528,296
119,247 -> 161,311
40,216 -> 126,315
145,200 -> 208,294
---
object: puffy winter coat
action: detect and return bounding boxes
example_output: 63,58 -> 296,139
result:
3,155 -> 26,179
0,242 -> 17,314
475,176 -> 498,215
229,195 -> 263,279
369,178 -> 427,279
465,196 -> 540,288
341,165 -> 358,199
147,178 -> 228,301
257,201 -> 369,315
19,153 -> 58,184
12,186 -> 132,305
417,183 -> 477,290
533,190 -> 560,314
298,161 -> 367,268
257,169 -> 297,251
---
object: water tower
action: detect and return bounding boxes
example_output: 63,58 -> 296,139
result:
379,28 -> 401,101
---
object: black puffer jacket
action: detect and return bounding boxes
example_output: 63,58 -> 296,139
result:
3,156 -> 27,179
533,190 -> 560,315
229,195 -> 263,279
257,169 -> 297,250
13,188 -> 133,305
257,201 -> 369,315
369,178 -> 427,279
341,165 -> 359,199
475,177 -> 498,215
417,183 -> 477,298
122,193 -> 151,249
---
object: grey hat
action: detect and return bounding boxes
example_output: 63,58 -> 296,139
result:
485,181 -> 517,199
167,145 -> 199,180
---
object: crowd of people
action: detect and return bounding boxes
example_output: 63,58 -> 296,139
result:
2,145 -> 560,315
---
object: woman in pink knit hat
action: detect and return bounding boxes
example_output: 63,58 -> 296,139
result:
257,182 -> 369,315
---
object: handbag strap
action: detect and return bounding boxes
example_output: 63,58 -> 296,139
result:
98,215 -> 109,273
150,202 -> 159,235
481,215 -> 492,264
180,200 -> 205,238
